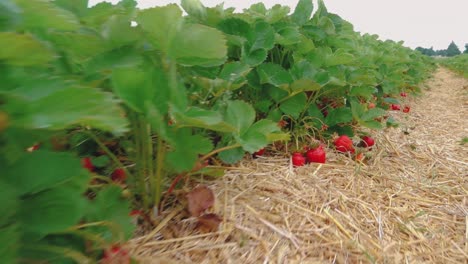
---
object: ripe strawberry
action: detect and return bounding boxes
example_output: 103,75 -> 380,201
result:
101,245 -> 130,264
253,148 -> 265,157
361,136 -> 375,148
292,152 -> 306,167
334,135 -> 355,153
368,102 -> 376,109
403,106 -> 410,113
391,104 -> 401,111
306,146 -> 326,164
400,92 -> 407,97
129,210 -> 142,217
27,143 -> 40,152
81,157 -> 94,172
111,168 -> 126,183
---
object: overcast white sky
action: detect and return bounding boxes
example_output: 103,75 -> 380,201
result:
89,0 -> 468,50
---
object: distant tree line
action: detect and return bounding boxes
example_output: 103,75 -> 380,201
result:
415,41 -> 468,57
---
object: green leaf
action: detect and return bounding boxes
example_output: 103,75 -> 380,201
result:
276,26 -> 302,46
362,120 -> 383,129
181,0 -> 206,20
243,48 -> 268,66
0,32 -> 54,66
170,23 -> 227,67
349,86 -> 376,98
166,129 -> 213,173
48,32 -> 109,61
0,180 -> 18,225
238,131 -> 267,153
19,187 -> 87,237
266,5 -> 290,23
91,155 -> 110,168
219,62 -> 252,83
217,18 -> 250,38
289,79 -> 321,93
11,87 -> 129,135
386,117 -> 399,128
173,107 -> 235,132
0,222 -> 18,263
53,0 -> 89,17
85,186 -> 135,241
111,67 -> 155,113
4,151 -> 87,195
268,86 -> 289,103
318,16 -> 335,35
256,63 -> 293,87
247,21 -> 275,52
224,100 -> 256,134
361,108 -> 386,121
0,1 -> 21,30
84,46 -> 144,73
291,0 -> 313,26
101,15 -> 139,48
242,119 -> 287,148
350,99 -> 365,120
218,147 -> 244,164
307,103 -> 325,128
248,119 -> 281,135
136,5 -> 183,53
326,49 -> 354,66
279,93 -> 307,119
325,107 -> 353,126
383,97 -> 400,105
247,3 -> 267,15
15,0 -> 80,30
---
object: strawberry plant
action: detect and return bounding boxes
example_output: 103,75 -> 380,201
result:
0,0 -> 437,262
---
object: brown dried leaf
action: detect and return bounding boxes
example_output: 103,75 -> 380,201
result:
186,185 -> 215,217
197,213 -> 222,233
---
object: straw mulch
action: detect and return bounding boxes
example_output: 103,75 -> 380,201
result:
129,68 -> 467,264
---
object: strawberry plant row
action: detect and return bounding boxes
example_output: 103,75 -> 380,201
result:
0,0 -> 435,262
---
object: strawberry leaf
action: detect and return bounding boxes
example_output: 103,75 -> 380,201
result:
4,151 -> 89,195
84,186 -> 135,241
166,129 -> 213,173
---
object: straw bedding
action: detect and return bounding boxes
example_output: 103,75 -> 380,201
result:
129,68 -> 467,263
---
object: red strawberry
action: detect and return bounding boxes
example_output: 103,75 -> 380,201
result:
306,146 -> 326,164
253,148 -> 265,157
129,210 -> 142,217
368,102 -> 376,109
361,136 -> 375,148
334,135 -> 355,153
111,168 -> 126,183
391,104 -> 401,111
400,92 -> 407,97
292,152 -> 306,167
101,245 -> 130,264
403,106 -> 410,113
81,157 -> 94,172
27,143 -> 40,152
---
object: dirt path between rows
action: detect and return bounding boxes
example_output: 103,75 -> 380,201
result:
131,68 -> 467,263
